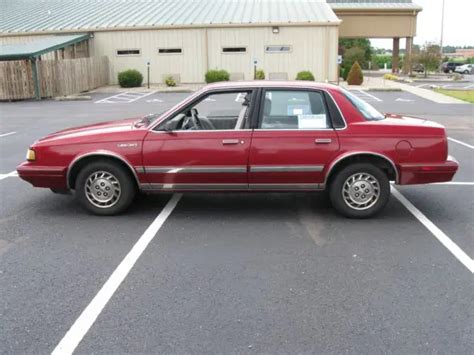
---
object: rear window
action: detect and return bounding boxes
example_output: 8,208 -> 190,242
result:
341,89 -> 385,121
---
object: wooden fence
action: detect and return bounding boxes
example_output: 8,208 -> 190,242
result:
0,56 -> 108,100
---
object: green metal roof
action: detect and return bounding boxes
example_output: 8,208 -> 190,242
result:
0,34 -> 90,60
0,0 -> 339,34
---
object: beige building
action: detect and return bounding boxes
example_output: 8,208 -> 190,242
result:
0,0 -> 421,85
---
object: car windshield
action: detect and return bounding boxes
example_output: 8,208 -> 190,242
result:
341,89 -> 385,121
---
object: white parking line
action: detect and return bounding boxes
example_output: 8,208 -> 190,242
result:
448,137 -> 474,150
356,90 -> 383,102
391,186 -> 474,273
52,193 -> 182,355
95,91 -> 157,104
0,171 -> 18,180
0,131 -> 16,138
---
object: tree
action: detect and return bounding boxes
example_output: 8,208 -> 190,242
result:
414,43 -> 442,77
342,47 -> 366,80
339,39 -> 372,62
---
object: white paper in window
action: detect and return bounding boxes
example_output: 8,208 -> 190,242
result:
298,114 -> 327,129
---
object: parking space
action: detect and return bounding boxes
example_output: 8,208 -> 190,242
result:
0,89 -> 473,353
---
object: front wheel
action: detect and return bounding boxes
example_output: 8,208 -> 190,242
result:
329,163 -> 390,218
75,160 -> 136,215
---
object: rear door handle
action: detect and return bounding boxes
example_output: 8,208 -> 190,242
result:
315,138 -> 332,144
222,139 -> 240,145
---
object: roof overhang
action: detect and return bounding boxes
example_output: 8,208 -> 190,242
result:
0,33 -> 90,61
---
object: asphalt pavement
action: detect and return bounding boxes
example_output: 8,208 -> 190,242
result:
0,89 -> 473,354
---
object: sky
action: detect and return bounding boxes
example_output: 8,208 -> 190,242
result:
370,0 -> 473,49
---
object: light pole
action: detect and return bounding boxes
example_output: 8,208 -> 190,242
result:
440,0 -> 445,55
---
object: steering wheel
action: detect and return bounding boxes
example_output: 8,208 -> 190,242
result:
182,108 -> 202,130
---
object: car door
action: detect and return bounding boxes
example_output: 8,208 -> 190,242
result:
141,90 -> 255,191
248,88 -> 340,190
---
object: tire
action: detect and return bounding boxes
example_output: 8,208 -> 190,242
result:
329,163 -> 390,219
75,160 -> 136,215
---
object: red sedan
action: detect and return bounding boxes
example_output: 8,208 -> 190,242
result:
17,81 -> 458,218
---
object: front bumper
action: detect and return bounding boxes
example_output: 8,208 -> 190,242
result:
398,155 -> 459,185
16,162 -> 68,189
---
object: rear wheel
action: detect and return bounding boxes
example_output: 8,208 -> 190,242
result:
75,160 -> 136,215
329,163 -> 390,218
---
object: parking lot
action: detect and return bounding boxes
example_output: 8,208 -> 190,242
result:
0,89 -> 473,353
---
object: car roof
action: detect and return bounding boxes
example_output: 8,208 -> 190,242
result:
203,80 -> 341,92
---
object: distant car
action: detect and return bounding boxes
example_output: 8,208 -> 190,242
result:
441,62 -> 464,73
17,81 -> 459,218
454,64 -> 474,74
412,63 -> 425,73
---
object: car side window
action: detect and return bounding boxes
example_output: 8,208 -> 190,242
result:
159,91 -> 251,131
260,90 -> 330,130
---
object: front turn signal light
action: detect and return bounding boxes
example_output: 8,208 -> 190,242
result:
26,149 -> 36,161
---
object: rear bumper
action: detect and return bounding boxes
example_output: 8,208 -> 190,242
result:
398,155 -> 459,185
16,162 -> 67,189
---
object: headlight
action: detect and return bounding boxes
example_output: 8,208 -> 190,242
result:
26,149 -> 36,161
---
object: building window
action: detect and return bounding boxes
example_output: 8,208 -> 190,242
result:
265,45 -> 291,53
158,48 -> 183,54
222,47 -> 247,53
116,49 -> 141,56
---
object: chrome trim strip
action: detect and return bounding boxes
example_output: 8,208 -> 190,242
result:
139,183 -> 324,191
150,129 -> 253,134
66,151 -> 141,189
249,183 -> 324,190
323,151 -> 399,184
145,166 -> 247,173
250,165 -> 324,173
134,166 -> 145,174
140,183 -> 248,191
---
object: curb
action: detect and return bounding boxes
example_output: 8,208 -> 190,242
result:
53,95 -> 91,101
367,88 -> 402,92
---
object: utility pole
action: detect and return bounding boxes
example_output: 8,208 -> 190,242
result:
440,0 -> 445,55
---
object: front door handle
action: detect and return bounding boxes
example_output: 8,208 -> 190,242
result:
315,138 -> 332,144
222,139 -> 240,145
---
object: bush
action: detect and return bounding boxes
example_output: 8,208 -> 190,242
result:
255,69 -> 265,80
347,61 -> 364,85
339,67 -> 345,80
295,70 -> 315,81
205,69 -> 230,83
164,76 -> 176,87
118,69 -> 143,88
383,73 -> 399,81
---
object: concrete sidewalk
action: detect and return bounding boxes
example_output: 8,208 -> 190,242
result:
342,76 -> 466,104
90,83 -> 203,94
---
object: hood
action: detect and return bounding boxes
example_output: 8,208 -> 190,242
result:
37,117 -> 140,143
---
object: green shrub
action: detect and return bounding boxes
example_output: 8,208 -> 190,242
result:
295,70 -> 315,81
255,69 -> 265,80
383,73 -> 399,81
339,67 -> 345,80
165,76 -> 176,87
205,69 -> 230,83
118,69 -> 143,88
347,61 -> 364,85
